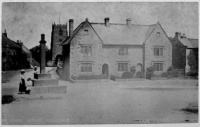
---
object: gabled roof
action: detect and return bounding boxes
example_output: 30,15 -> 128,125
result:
62,20 -> 158,46
179,38 -> 198,48
62,22 -> 85,45
2,34 -> 21,48
91,23 -> 157,45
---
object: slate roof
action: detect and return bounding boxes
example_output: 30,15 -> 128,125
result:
2,34 -> 21,48
62,20 -> 158,45
179,38 -> 198,48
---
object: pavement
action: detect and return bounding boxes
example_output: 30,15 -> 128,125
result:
1,69 -> 199,125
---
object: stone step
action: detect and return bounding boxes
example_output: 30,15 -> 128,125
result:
31,85 -> 67,94
34,73 -> 52,79
33,79 -> 59,87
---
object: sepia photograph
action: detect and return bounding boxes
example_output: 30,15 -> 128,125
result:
1,1 -> 199,125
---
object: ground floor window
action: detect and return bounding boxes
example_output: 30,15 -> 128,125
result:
153,62 -> 163,71
118,63 -> 128,71
81,63 -> 92,72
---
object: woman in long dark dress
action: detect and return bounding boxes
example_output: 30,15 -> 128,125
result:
19,70 -> 26,94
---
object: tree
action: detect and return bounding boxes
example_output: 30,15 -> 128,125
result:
187,49 -> 198,75
30,45 -> 51,66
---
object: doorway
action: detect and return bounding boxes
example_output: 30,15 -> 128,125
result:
102,63 -> 109,75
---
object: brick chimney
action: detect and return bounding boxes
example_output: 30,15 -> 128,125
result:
16,40 -> 23,46
69,19 -> 74,37
104,18 -> 110,27
126,18 -> 131,27
175,32 -> 181,39
181,33 -> 186,38
3,29 -> 7,37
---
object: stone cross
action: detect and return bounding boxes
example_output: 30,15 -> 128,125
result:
39,34 -> 47,74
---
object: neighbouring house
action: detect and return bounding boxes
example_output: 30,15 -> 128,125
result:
16,40 -> 32,68
2,30 -> 32,71
50,22 -> 68,64
60,18 -> 172,80
172,32 -> 198,74
2,30 -> 22,71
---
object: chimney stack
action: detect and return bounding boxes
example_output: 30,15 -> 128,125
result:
181,33 -> 186,38
69,19 -> 74,37
175,32 -> 181,39
3,29 -> 7,37
126,18 -> 131,27
104,18 -> 110,27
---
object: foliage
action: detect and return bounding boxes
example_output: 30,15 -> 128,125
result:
130,66 -> 136,75
135,71 -> 145,78
146,66 -> 155,79
187,49 -> 198,76
161,72 -> 168,77
167,66 -> 173,72
71,75 -> 108,80
110,75 -> 121,81
168,69 -> 179,77
162,66 -> 179,78
30,45 -> 51,66
122,72 -> 134,79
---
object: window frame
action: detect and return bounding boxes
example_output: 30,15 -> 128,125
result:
118,62 -> 129,72
152,62 -> 164,71
118,47 -> 128,56
84,29 -> 89,35
153,46 -> 164,57
80,63 -> 92,72
80,45 -> 92,56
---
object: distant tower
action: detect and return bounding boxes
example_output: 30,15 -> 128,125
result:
50,22 -> 68,63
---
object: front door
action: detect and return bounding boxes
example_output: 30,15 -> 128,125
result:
102,63 -> 108,75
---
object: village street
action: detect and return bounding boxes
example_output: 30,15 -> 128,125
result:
1,68 -> 198,125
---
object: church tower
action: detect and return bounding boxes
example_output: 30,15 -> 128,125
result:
50,23 -> 68,63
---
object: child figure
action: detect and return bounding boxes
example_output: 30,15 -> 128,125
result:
26,78 -> 33,94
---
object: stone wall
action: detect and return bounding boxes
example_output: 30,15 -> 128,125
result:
144,23 -> 172,75
102,45 -> 143,77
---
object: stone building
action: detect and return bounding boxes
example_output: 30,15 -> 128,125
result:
50,22 -> 68,63
16,40 -> 32,68
2,30 -> 22,71
172,32 -> 198,73
2,30 -> 32,71
60,18 -> 172,80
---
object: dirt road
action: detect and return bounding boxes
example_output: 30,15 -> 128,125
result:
2,76 -> 198,124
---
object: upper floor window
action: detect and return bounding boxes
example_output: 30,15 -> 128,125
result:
153,47 -> 163,56
81,63 -> 92,72
119,47 -> 128,56
59,29 -> 63,36
84,30 -> 89,35
156,32 -> 160,37
118,62 -> 128,72
153,62 -> 163,71
81,45 -> 92,56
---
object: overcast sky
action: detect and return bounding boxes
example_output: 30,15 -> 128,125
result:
2,2 -> 198,49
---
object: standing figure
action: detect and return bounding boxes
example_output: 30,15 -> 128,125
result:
33,66 -> 38,79
19,70 -> 26,94
26,78 -> 33,94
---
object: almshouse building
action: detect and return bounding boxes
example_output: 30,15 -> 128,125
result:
60,18 -> 172,80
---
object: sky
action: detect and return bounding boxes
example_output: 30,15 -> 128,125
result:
2,2 -> 198,49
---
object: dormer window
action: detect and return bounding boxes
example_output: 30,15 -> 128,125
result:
157,32 -> 160,37
59,29 -> 63,36
119,47 -> 128,56
84,29 -> 88,35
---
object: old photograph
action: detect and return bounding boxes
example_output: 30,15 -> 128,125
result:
1,1 -> 198,125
